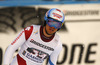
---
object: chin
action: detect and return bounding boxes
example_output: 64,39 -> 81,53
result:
49,32 -> 55,35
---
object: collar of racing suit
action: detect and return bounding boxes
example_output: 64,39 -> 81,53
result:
40,26 -> 55,42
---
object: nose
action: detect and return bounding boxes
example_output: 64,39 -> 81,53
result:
51,26 -> 55,29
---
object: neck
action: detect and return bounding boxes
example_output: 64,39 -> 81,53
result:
43,26 -> 52,37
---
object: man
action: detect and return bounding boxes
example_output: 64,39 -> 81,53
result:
3,8 -> 65,65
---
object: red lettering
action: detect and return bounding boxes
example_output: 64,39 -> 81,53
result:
53,13 -> 62,19
11,31 -> 24,45
56,9 -> 61,12
31,39 -> 33,41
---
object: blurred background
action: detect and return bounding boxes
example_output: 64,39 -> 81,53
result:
0,0 -> 100,65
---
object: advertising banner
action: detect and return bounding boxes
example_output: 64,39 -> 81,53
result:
37,4 -> 100,20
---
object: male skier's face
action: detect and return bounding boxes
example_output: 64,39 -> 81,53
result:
45,24 -> 58,35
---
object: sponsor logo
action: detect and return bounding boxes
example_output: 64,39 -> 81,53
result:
11,31 -> 24,45
53,12 -> 62,19
26,52 -> 43,63
22,47 -> 49,63
30,39 -> 54,51
56,9 -> 61,12
34,31 -> 38,35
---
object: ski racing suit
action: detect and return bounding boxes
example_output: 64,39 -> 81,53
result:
3,25 -> 62,65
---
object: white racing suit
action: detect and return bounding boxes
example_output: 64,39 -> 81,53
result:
3,25 -> 62,65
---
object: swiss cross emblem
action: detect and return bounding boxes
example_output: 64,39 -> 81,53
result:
25,27 -> 31,31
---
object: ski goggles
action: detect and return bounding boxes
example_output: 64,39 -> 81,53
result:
46,18 -> 62,29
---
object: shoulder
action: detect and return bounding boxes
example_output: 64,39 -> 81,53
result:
24,25 -> 41,31
53,34 -> 62,53
54,33 -> 62,48
24,25 -> 41,40
55,33 -> 60,39
54,33 -> 61,43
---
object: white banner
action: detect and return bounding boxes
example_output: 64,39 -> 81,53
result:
36,4 -> 100,20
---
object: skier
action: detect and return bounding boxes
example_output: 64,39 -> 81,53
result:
3,8 -> 65,65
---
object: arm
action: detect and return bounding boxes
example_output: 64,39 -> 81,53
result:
47,40 -> 62,65
3,26 -> 33,65
3,29 -> 26,65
